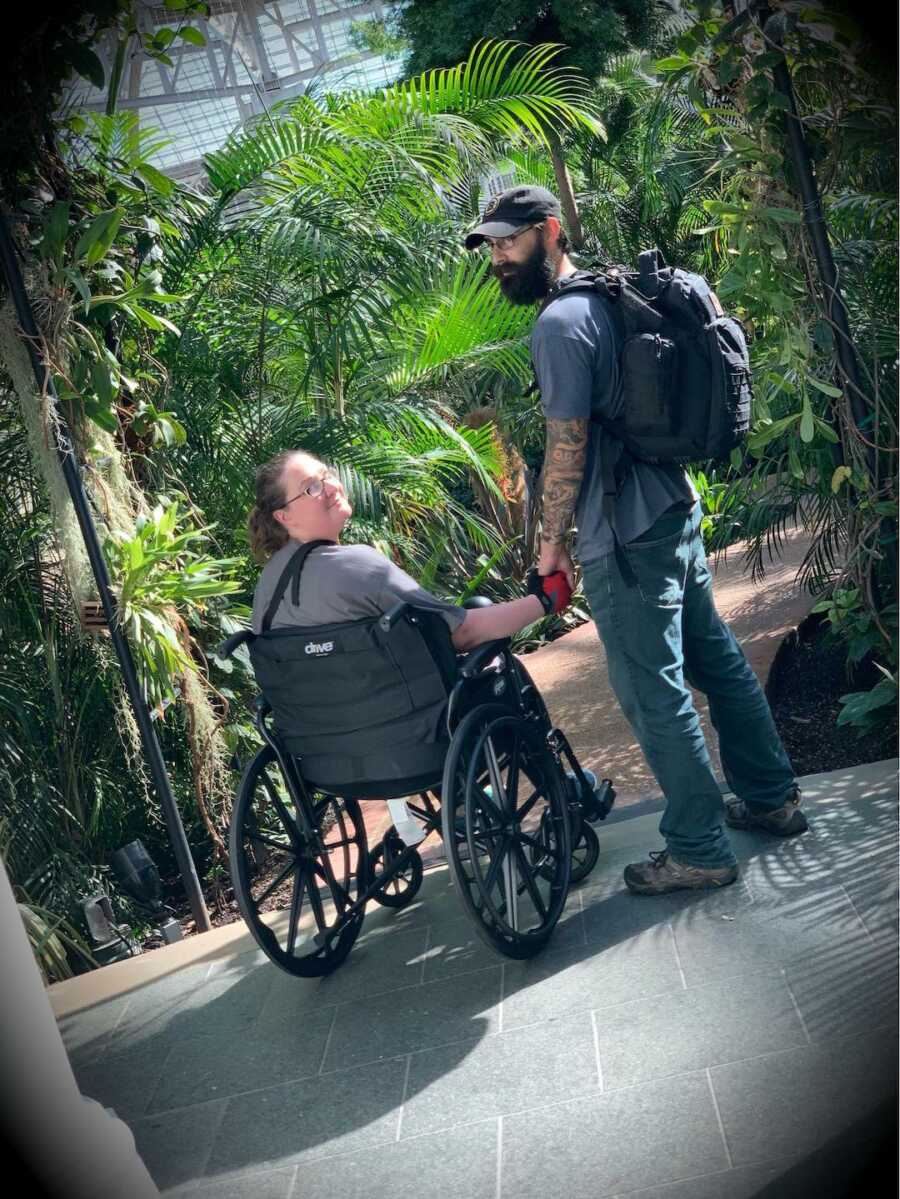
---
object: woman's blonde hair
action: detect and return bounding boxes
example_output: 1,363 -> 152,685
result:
247,451 -> 297,562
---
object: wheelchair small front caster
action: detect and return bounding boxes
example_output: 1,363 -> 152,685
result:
369,834 -> 424,909
535,810 -> 600,885
568,822 -> 600,883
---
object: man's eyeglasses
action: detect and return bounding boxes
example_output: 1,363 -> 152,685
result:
277,469 -> 340,509
479,223 -> 544,252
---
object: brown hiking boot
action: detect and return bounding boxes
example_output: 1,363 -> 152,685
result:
624,850 -> 738,895
724,787 -> 808,837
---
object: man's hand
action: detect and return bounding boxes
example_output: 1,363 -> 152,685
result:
538,542 -> 577,591
526,569 -> 572,616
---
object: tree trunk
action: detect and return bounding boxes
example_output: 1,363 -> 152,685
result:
0,298 -> 94,607
545,126 -> 584,250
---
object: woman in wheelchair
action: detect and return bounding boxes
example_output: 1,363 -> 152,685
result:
248,449 -> 571,652
219,449 -> 614,977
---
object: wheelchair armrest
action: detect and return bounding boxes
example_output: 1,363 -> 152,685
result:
379,600 -> 410,632
216,629 -> 255,659
459,638 -> 510,678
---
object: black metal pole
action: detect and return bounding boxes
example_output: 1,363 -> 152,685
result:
0,214 -> 211,934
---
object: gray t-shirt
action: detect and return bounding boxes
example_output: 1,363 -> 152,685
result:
531,281 -> 696,563
251,541 -> 467,634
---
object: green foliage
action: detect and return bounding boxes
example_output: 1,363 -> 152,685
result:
349,16 -> 408,61
1,3 -> 210,195
689,468 -> 742,547
810,588 -> 895,666
0,415 -> 207,951
15,900 -> 98,984
103,502 -> 242,707
571,49 -> 722,268
837,668 -> 898,737
102,0 -> 210,115
810,588 -> 898,735
652,2 -> 896,627
34,111 -> 191,438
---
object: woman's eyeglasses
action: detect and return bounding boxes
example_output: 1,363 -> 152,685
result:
277,469 -> 340,509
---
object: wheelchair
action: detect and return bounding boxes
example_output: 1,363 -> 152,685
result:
217,570 -> 615,979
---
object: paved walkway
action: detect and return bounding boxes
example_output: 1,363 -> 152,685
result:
52,758 -> 898,1198
48,526 -> 897,1196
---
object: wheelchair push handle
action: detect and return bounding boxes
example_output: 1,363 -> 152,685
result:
379,600 -> 411,632
216,628 -> 255,659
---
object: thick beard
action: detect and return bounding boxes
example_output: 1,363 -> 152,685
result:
493,240 -> 555,305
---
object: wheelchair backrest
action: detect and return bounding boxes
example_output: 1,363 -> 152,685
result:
249,609 -> 452,746
247,541 -> 457,787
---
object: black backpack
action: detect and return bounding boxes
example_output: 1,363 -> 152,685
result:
537,248 -> 752,465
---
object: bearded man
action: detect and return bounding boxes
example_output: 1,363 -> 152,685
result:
465,186 -> 806,895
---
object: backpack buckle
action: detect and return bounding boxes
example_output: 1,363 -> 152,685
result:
604,269 -> 622,300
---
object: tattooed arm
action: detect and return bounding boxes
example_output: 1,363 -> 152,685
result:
538,417 -> 588,585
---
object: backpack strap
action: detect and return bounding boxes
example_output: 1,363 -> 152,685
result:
538,270 -> 614,316
538,269 -> 629,343
637,248 -> 667,298
531,270 -> 626,393
260,539 -> 335,633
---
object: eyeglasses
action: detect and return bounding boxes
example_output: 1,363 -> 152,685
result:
277,469 -> 340,509
480,223 -> 544,252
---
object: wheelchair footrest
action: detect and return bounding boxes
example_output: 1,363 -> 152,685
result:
584,779 -> 616,824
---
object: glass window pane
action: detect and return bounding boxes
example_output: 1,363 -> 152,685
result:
139,96 -> 243,169
63,0 -> 407,173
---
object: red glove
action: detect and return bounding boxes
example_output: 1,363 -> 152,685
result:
527,569 -> 572,616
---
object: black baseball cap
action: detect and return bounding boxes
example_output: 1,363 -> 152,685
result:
464,185 -> 562,250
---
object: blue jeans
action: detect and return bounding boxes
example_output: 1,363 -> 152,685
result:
581,502 -> 796,869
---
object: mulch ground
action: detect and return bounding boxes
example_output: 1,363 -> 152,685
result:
768,616 -> 897,777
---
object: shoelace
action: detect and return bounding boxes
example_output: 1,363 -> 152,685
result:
648,850 -> 670,870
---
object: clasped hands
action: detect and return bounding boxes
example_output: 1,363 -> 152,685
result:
525,569 -> 570,616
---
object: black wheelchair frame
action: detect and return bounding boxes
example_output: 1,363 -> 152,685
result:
219,601 -> 615,977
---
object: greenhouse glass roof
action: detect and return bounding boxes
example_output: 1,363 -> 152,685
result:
69,0 -> 403,179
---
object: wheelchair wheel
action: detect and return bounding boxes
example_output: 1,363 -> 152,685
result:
229,746 -> 368,977
368,836 -> 423,909
441,704 -> 571,959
